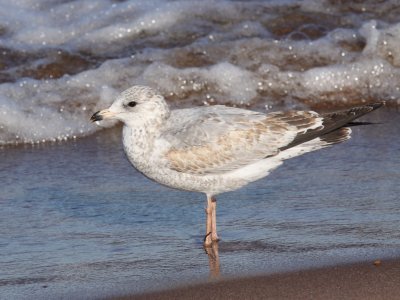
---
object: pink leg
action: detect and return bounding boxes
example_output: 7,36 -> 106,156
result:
205,242 -> 220,279
204,196 -> 213,247
211,196 -> 219,241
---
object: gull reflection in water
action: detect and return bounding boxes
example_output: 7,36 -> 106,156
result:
204,243 -> 220,279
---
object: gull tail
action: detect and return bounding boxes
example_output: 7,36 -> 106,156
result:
278,127 -> 352,161
319,127 -> 352,145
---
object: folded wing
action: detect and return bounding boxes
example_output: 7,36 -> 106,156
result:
161,106 -> 323,175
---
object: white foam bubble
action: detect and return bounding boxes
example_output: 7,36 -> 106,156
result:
141,62 -> 258,105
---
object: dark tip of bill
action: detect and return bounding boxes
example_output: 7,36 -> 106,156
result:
90,111 -> 102,122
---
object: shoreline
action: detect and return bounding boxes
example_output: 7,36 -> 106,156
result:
113,258 -> 400,300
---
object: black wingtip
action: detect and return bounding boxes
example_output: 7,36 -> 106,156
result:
368,101 -> 386,110
347,121 -> 383,127
347,101 -> 385,117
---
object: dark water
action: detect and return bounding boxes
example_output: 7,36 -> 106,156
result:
1,109 -> 400,299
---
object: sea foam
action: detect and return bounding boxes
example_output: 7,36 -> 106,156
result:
1,0 -> 400,145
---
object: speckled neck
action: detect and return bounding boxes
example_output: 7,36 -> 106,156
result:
121,119 -> 163,176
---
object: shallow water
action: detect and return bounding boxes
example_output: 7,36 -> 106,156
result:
1,109 -> 400,299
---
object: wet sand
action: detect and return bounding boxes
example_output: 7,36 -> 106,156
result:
115,258 -> 400,300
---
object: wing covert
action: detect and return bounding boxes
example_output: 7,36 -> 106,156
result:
161,107 -> 322,175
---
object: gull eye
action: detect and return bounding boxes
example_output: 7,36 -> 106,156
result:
127,101 -> 137,107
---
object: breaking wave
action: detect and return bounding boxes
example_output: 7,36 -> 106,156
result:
1,0 -> 400,145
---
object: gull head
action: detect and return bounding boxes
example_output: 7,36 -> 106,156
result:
91,85 -> 170,126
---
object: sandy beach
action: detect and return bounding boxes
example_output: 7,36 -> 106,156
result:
116,258 -> 400,300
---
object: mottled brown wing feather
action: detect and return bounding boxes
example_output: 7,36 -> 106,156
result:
165,110 -> 322,175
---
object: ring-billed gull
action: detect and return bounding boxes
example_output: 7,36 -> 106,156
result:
91,85 -> 384,246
